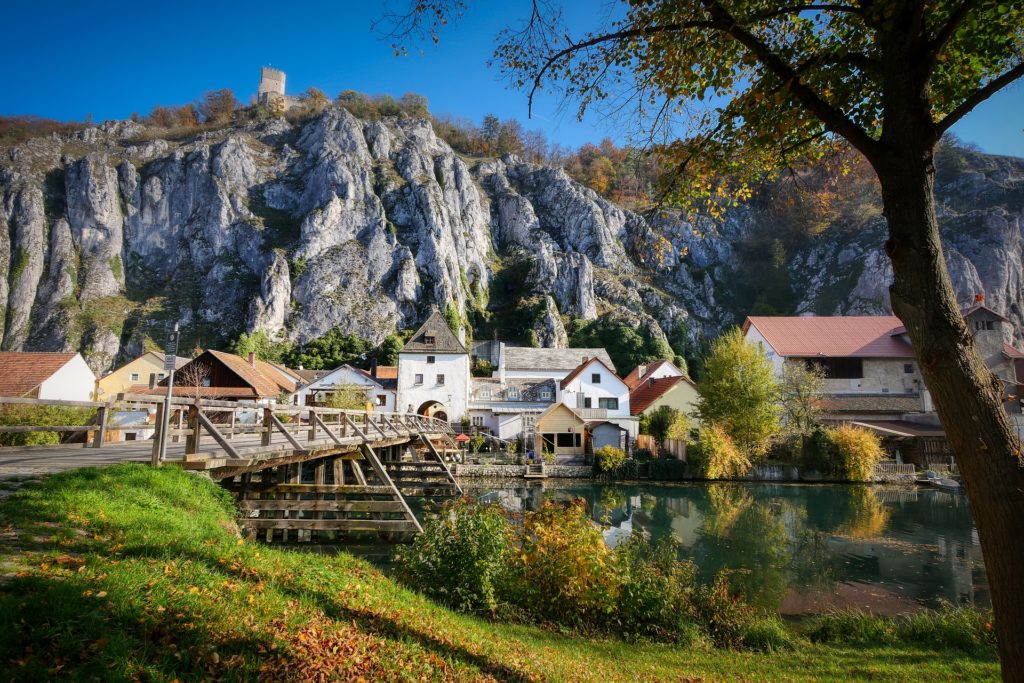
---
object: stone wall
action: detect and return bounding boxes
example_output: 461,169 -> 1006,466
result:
453,464 -> 592,478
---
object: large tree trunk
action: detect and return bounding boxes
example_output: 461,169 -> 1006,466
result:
875,148 -> 1024,679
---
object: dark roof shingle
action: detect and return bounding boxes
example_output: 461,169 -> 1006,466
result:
401,311 -> 467,354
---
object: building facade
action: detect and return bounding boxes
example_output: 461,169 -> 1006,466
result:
396,310 -> 471,422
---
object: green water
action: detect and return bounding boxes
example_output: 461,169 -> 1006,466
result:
459,480 -> 987,616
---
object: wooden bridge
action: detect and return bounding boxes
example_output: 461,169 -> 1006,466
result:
0,395 -> 465,541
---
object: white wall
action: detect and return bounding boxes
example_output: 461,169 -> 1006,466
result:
743,324 -> 786,376
38,355 -> 96,401
397,352 -> 470,420
295,366 -> 394,412
561,362 -> 631,418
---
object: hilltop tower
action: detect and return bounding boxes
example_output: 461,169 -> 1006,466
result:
258,67 -> 288,112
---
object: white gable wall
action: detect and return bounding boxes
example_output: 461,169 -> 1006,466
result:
295,366 -> 394,411
743,324 -> 786,376
561,362 -> 631,418
397,352 -> 470,420
38,355 -> 96,401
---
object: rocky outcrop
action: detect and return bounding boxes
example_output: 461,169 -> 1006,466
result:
1,108 -> 1022,374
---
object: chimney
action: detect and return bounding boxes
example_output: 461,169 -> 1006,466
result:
638,364 -> 647,379
458,325 -> 466,345
148,373 -> 157,389
248,352 -> 257,368
975,293 -> 985,303
582,355 -> 589,364
371,356 -> 378,378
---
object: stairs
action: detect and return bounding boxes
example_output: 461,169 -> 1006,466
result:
524,463 -> 547,479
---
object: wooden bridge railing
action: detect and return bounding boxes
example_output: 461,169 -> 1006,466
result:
0,395 -> 455,465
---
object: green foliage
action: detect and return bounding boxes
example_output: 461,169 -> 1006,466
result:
324,383 -> 370,410
801,426 -> 840,474
645,405 -> 689,451
593,445 -> 627,473
10,249 -> 29,281
233,330 -> 292,364
780,361 -> 826,437
689,571 -> 761,649
469,433 -> 487,454
811,607 -> 996,655
397,498 -> 512,613
0,405 -> 96,446
569,318 -> 672,377
647,459 -> 688,481
696,328 -> 780,456
831,424 -> 884,482
471,358 -> 494,377
282,329 -> 374,370
690,423 -> 752,480
378,333 -> 405,366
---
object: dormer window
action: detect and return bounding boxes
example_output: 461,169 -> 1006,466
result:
424,332 -> 436,345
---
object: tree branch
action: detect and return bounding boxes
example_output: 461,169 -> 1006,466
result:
700,0 -> 880,159
937,61 -> 1024,133
750,3 -> 863,22
926,0 -> 978,63
526,21 -> 720,115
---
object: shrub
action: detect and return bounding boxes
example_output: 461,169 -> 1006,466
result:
689,571 -> 760,648
396,498 -> 512,613
691,424 -> 752,479
648,458 -> 688,481
742,616 -> 794,652
0,405 -> 97,446
801,426 -> 839,473
511,500 -> 620,627
469,433 -> 487,454
633,447 -> 654,462
832,424 -> 884,481
613,534 -> 701,643
593,445 -> 627,473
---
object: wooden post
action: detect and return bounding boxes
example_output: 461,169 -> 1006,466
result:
185,404 -> 201,454
227,410 -> 236,441
341,412 -> 349,437
151,401 -> 165,466
91,403 -> 110,448
262,407 -> 273,447
173,408 -> 184,443
308,409 -> 317,443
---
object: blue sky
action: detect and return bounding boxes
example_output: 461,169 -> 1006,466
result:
2,0 -> 1022,155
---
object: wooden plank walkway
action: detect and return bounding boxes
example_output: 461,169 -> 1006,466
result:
0,396 -> 465,540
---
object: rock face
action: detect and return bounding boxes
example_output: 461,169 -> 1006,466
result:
1,108 -> 1023,374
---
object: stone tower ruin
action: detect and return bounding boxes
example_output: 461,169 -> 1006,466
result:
258,67 -> 287,111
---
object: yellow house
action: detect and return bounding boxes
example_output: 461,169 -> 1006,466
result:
94,352 -> 188,400
533,402 -> 587,458
626,360 -> 700,422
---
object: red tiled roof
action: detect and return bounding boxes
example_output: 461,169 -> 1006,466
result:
0,352 -> 78,397
743,316 -> 914,358
129,385 -> 260,398
559,356 -> 622,389
1003,344 -> 1024,359
890,304 -> 1010,336
624,359 -> 669,389
629,376 -> 685,415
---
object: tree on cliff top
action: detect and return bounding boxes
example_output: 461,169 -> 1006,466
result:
381,2 -> 1024,674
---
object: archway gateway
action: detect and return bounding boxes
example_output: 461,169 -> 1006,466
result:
417,400 -> 448,423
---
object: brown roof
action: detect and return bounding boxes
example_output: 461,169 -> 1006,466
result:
850,420 -> 945,438
167,350 -> 297,398
623,358 -> 694,390
890,304 -> 1010,336
1003,344 -> 1024,359
0,352 -> 79,397
129,385 -> 260,398
293,368 -> 330,384
401,310 -> 467,354
629,376 -> 686,415
559,356 -> 623,389
743,316 -> 914,358
819,393 -> 923,414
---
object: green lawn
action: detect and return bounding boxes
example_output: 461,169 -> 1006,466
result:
0,465 -> 1000,681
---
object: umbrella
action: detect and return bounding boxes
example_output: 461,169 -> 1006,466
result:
454,433 -> 471,442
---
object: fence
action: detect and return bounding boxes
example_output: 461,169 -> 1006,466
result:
873,460 -> 917,476
635,435 -> 686,460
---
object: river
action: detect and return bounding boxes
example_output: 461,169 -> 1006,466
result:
456,480 -> 987,616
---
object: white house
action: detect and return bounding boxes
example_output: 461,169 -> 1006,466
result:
558,356 -> 638,439
396,310 -> 471,422
0,352 -> 97,402
467,376 -> 557,440
294,364 -> 396,411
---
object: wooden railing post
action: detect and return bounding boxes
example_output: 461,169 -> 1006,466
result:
308,409 -> 317,443
262,407 -> 273,447
227,409 -> 236,441
91,403 -> 110,449
151,401 -> 165,466
185,404 -> 201,454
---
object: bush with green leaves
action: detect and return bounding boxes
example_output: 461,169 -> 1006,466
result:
690,423 -> 752,479
396,498 -> 512,613
801,426 -> 840,473
832,424 -> 884,481
593,445 -> 627,473
469,433 -> 487,453
648,458 -> 688,481
811,606 -> 996,654
0,405 -> 97,446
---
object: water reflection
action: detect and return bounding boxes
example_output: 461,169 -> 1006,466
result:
463,481 -> 988,616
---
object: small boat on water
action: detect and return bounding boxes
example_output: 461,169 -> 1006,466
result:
917,470 -> 964,494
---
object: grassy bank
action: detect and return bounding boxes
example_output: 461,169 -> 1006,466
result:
0,465 -> 999,681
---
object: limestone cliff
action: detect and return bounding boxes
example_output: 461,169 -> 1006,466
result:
0,108 -> 1021,374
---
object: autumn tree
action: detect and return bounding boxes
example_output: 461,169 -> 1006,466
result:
197,89 -> 238,124
780,361 -> 827,437
380,1 -> 1024,672
697,328 -> 780,456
